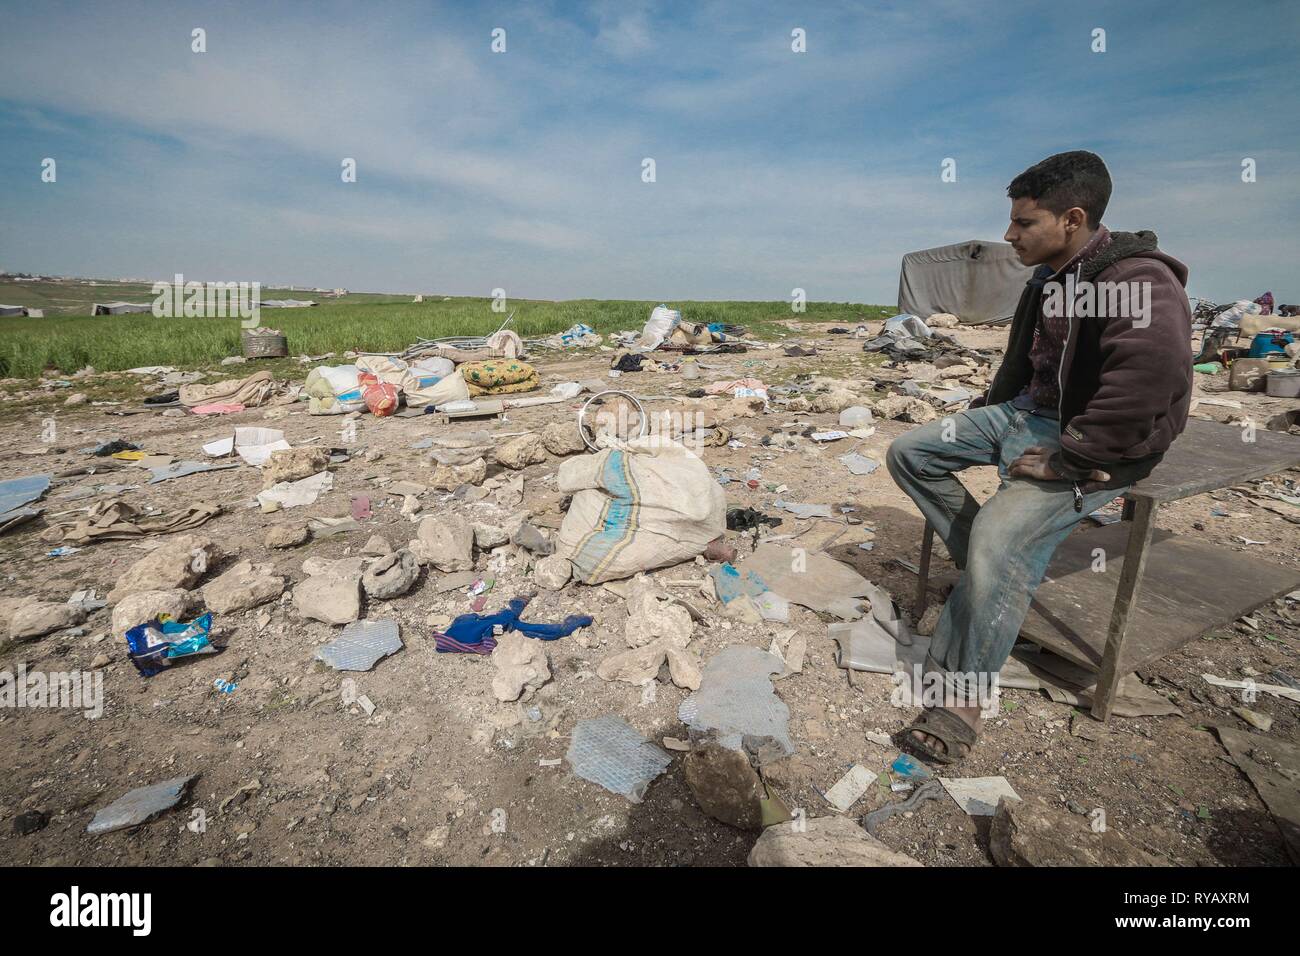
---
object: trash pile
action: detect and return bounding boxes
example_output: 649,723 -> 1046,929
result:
1192,297 -> 1300,408
3,296 -> 1296,869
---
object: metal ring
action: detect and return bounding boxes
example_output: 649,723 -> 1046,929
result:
577,390 -> 648,452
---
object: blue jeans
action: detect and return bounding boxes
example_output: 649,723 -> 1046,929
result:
885,401 -> 1127,692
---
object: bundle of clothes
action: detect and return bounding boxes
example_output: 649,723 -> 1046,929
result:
303,345 -> 542,416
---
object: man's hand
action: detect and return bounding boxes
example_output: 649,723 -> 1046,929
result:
1008,446 -> 1110,483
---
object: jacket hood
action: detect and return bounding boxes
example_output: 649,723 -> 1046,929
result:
1082,229 -> 1189,288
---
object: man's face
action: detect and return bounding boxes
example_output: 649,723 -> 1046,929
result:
1004,197 -> 1070,267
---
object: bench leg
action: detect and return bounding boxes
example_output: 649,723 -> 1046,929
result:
914,521 -> 934,619
1091,498 -> 1158,721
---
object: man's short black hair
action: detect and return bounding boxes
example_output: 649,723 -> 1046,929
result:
1007,150 -> 1112,228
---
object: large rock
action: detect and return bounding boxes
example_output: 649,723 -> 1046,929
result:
293,566 -> 362,625
872,395 -> 936,424
491,632 -> 550,702
0,596 -> 29,635
108,535 -> 222,603
624,576 -> 693,649
262,446 -> 329,488
473,519 -> 515,550
511,522 -> 552,555
533,554 -> 571,590
596,637 -> 698,689
9,602 -> 87,641
431,458 -> 486,491
541,421 -> 587,456
361,550 -> 420,600
748,815 -> 924,867
201,560 -> 286,613
683,741 -> 766,830
302,556 -> 367,578
265,524 -> 310,549
665,645 -> 703,690
493,433 -> 547,471
412,515 -> 474,572
808,388 -> 860,414
111,589 -> 194,638
989,795 -> 1162,867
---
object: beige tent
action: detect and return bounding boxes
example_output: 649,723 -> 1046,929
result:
897,240 -> 1033,324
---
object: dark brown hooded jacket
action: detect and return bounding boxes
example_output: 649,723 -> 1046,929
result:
984,229 -> 1193,492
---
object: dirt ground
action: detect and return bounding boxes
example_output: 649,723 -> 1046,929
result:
1,321 -> 1297,867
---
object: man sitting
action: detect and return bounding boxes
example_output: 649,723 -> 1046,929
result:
885,150 -> 1193,763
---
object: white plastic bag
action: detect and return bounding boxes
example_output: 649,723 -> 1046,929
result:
639,304 -> 681,351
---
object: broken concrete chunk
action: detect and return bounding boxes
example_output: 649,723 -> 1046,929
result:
533,554 -> 572,590
111,589 -> 194,638
361,534 -> 394,556
265,523 -> 311,549
493,433 -> 547,470
624,575 -> 693,649
872,395 -> 936,424
748,815 -> 923,867
9,602 -> 87,640
294,569 -> 362,625
541,421 -> 587,456
597,639 -> 675,686
262,446 -> 330,488
107,534 -> 222,604
413,515 -> 475,572
361,549 -> 420,600
510,522 -> 553,555
473,521 -> 511,550
491,631 -> 550,702
201,560 -> 286,613
808,388 -> 859,414
431,457 -> 486,490
989,794 -> 1161,866
665,645 -> 703,691
769,629 -> 807,680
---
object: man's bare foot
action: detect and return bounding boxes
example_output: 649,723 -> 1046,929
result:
909,705 -> 981,760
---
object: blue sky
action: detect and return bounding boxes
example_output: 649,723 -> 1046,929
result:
1,0 -> 1297,302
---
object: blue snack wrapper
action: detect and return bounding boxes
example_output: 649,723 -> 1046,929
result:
125,613 -> 216,676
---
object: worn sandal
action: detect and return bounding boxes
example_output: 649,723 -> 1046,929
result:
899,708 -> 979,765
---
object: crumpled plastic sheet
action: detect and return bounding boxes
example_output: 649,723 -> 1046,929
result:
773,499 -> 833,519
0,474 -> 51,520
315,619 -> 403,671
566,715 -> 672,803
148,460 -> 239,484
87,774 -> 196,835
678,646 -> 793,755
838,452 -> 879,475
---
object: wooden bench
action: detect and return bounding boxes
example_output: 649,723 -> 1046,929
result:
912,418 -> 1300,721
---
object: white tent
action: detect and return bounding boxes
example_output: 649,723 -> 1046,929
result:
92,302 -> 153,315
897,240 -> 1033,324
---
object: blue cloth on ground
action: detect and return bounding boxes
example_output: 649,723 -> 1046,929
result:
444,597 -> 593,645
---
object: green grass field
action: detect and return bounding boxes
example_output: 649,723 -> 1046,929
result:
0,278 -> 892,378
